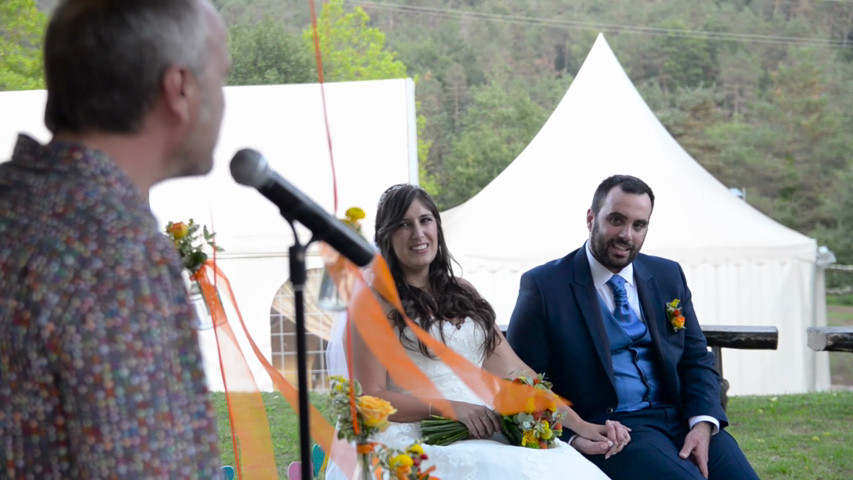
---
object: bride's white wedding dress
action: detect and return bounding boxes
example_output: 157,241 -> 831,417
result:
325,318 -> 610,480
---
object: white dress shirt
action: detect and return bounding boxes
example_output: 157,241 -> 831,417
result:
583,242 -> 720,435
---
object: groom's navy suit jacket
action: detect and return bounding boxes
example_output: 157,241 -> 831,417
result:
507,246 -> 727,438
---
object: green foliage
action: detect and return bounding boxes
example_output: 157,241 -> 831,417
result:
228,16 -> 315,85
302,0 -> 407,82
219,0 -> 853,248
438,78 -> 549,208
0,0 -> 46,91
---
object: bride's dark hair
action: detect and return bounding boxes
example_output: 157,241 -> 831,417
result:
374,184 -> 499,358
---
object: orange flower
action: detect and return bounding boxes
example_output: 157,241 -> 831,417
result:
356,443 -> 377,454
666,299 -> 686,332
167,221 -> 189,239
356,395 -> 397,430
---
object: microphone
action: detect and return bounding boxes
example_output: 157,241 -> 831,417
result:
230,148 -> 375,267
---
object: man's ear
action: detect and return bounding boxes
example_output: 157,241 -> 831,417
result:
161,65 -> 192,123
586,208 -> 594,232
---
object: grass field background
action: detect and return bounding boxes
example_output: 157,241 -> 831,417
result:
212,302 -> 853,479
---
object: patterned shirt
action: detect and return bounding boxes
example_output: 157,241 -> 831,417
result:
0,135 -> 221,479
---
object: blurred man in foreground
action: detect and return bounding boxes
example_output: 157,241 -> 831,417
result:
0,0 -> 231,477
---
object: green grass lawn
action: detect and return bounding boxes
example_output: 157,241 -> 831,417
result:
726,391 -> 853,480
213,390 -> 853,479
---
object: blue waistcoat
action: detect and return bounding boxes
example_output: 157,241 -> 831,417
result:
598,297 -> 667,412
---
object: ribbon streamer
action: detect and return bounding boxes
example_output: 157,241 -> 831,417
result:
196,261 -> 356,478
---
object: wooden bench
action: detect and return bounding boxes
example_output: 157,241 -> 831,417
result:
807,326 -> 853,353
502,324 -> 778,409
701,325 -> 779,410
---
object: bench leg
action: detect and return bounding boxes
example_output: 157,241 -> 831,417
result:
712,345 -> 729,411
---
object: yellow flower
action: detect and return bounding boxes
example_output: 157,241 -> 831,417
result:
540,422 -> 553,439
524,397 -> 535,414
356,395 -> 397,429
522,430 -> 538,447
345,206 -> 366,222
406,444 -> 424,456
389,454 -> 413,469
167,221 -> 189,239
341,206 -> 367,232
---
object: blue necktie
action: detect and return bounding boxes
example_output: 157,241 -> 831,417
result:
607,275 -> 646,339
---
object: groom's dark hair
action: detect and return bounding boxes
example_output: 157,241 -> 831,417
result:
591,175 -> 655,215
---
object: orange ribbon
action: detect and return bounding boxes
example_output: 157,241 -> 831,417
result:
339,254 -> 567,418
195,261 -> 354,477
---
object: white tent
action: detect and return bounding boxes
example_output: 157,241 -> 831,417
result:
442,35 -> 830,396
0,78 -> 418,391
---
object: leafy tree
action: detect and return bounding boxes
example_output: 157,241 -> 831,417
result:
0,0 -> 46,91
302,0 -> 407,81
228,16 -> 315,85
437,77 -> 549,208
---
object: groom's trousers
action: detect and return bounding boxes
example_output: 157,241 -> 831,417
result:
584,406 -> 759,480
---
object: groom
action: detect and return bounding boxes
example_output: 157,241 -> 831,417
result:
507,175 -> 758,480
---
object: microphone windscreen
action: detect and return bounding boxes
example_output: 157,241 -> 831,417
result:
230,148 -> 269,188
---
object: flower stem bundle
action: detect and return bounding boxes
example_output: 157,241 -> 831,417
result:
420,416 -> 470,446
420,373 -> 564,449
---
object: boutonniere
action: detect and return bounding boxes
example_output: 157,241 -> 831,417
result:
666,299 -> 686,332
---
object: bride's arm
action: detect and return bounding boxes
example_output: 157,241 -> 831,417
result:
350,304 -> 502,438
482,328 -> 536,379
349,313 -> 433,423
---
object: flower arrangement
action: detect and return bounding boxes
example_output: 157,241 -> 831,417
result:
341,206 -> 366,234
666,299 -> 686,332
500,373 -> 564,449
328,376 -> 397,479
164,219 -> 222,275
420,373 -> 564,449
380,443 -> 439,480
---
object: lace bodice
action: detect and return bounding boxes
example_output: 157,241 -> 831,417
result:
392,318 -> 488,406
325,319 -> 609,480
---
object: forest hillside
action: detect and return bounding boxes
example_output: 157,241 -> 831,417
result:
4,0 -> 853,283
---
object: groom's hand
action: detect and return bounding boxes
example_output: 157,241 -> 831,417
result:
679,421 -> 712,478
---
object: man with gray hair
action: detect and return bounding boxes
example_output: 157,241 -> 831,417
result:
0,0 -> 231,477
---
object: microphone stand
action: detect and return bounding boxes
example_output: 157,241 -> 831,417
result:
285,221 -> 312,480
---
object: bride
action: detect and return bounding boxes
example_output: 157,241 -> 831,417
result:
325,184 -> 629,480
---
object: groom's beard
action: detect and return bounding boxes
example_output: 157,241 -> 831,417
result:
589,219 -> 643,272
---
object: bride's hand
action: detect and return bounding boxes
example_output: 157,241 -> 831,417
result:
452,401 -> 502,439
572,420 -> 631,458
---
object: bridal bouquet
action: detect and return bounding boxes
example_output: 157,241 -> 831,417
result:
500,373 -> 564,449
420,373 -> 564,449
